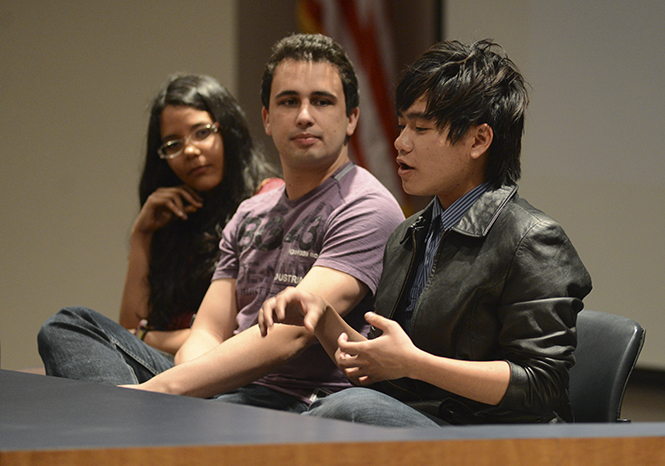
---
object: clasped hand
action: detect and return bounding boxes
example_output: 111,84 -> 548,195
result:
259,287 -> 419,385
335,312 -> 417,385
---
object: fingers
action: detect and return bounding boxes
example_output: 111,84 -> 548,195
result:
337,331 -> 363,356
150,186 -> 203,218
135,186 -> 205,233
258,296 -> 282,337
363,311 -> 390,330
258,288 -> 328,337
176,186 -> 204,212
335,336 -> 361,367
301,304 -> 319,333
335,346 -> 372,386
163,196 -> 188,220
344,368 -> 372,386
258,288 -> 301,337
258,301 -> 270,337
160,186 -> 203,220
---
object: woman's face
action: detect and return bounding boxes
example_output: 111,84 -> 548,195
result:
159,105 -> 224,193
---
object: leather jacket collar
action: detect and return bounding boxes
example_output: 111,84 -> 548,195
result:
402,185 -> 518,243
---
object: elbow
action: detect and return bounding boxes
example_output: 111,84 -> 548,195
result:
500,360 -> 569,414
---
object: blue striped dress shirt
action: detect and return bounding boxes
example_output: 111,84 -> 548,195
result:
402,182 -> 490,333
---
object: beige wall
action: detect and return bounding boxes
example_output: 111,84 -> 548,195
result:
0,0 -> 437,370
445,0 -> 665,369
0,1 -> 238,369
2,0 -> 664,372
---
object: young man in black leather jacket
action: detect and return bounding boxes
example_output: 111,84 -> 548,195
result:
259,39 -> 592,426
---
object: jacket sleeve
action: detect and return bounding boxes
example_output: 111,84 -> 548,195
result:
495,218 -> 592,416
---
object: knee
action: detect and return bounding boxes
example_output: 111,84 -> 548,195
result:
38,307 -> 95,347
306,387 -> 370,421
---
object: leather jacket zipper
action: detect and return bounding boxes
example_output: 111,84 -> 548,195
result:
387,226 -> 420,321
382,224 -> 423,399
380,221 -> 426,400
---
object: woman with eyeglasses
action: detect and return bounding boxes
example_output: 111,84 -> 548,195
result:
37,74 -> 280,379
118,74 -> 278,354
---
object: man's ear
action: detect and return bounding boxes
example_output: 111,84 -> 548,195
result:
261,107 -> 271,136
346,107 -> 360,137
470,123 -> 493,160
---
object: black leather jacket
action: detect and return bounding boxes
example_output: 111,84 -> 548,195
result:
371,186 -> 592,424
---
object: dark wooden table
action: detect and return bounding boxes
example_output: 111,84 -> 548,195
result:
2,369 -> 664,465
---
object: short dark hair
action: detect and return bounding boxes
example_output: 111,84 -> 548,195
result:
260,33 -> 359,116
396,39 -> 528,188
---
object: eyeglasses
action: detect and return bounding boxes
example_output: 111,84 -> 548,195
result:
158,123 -> 219,159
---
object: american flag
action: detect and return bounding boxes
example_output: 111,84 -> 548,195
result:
298,0 -> 413,213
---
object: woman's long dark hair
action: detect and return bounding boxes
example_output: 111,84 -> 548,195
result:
138,74 -> 275,329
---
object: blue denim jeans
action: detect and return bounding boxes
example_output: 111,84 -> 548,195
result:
38,306 -> 308,413
38,306 -> 175,385
304,387 -> 447,427
214,384 -> 309,413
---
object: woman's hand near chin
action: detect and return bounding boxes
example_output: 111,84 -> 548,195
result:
120,185 -> 203,330
133,185 -> 203,235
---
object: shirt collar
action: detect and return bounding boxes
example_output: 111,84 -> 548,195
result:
434,182 -> 490,231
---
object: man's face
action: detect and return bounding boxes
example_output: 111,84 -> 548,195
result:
262,59 -> 358,173
395,96 -> 486,208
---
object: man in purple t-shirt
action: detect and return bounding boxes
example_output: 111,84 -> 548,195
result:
123,33 -> 404,410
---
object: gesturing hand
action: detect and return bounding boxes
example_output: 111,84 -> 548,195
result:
335,312 -> 419,386
133,185 -> 203,234
258,287 -> 330,337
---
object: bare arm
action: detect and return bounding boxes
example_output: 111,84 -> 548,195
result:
259,287 -> 366,360
260,292 -> 510,406
336,312 -> 510,406
174,278 -> 239,365
407,354 -> 510,406
141,329 -> 191,356
119,186 -> 203,330
118,231 -> 153,329
125,266 -> 369,397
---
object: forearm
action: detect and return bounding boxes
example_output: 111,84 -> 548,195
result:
408,351 -> 511,406
119,231 -> 153,329
141,325 -> 314,397
314,306 -> 365,361
174,328 -> 224,365
293,266 -> 369,359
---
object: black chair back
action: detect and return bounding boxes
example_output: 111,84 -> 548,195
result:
569,310 -> 645,422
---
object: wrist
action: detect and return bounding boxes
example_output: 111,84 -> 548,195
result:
138,374 -> 175,395
405,347 -> 433,381
130,224 -> 155,240
128,229 -> 154,257
135,319 -> 152,341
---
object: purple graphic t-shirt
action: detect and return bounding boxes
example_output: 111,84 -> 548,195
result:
212,162 -> 404,402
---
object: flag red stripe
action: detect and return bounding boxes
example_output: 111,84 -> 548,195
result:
337,0 -> 398,151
